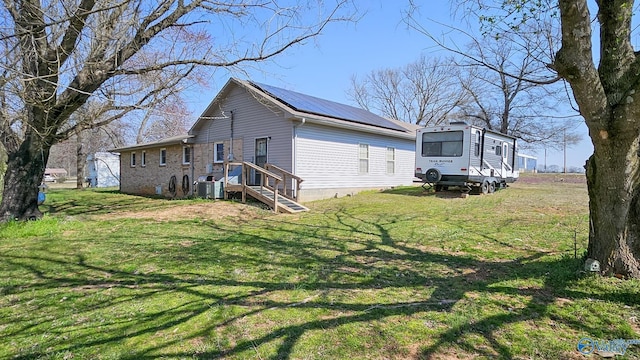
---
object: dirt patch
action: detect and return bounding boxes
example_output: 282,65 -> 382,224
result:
518,173 -> 586,184
91,201 -> 267,222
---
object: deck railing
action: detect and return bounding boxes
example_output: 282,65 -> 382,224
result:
223,161 -> 283,212
264,163 -> 303,202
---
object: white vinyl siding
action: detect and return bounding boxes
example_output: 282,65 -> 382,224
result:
294,123 -> 415,190
192,85 -> 293,171
180,80 -> 416,200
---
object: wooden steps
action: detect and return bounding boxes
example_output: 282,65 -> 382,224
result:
223,161 -> 308,213
246,185 -> 308,213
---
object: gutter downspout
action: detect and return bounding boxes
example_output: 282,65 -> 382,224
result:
229,110 -> 235,160
190,144 -> 195,196
292,117 -> 306,175
292,117 -> 306,198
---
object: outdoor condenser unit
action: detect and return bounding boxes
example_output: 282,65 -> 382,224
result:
196,175 -> 223,199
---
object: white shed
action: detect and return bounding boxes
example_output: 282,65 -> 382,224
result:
87,152 -> 120,188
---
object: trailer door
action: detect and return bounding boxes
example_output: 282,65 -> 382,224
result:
501,142 -> 511,177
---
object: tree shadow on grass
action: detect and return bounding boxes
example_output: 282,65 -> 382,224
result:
44,189 -> 209,217
2,207 -> 638,359
382,185 -> 475,199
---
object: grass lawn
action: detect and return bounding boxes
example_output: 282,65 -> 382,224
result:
1,175 -> 640,359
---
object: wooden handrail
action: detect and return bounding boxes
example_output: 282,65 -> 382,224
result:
223,161 -> 282,212
265,163 -> 303,182
242,162 -> 283,182
264,163 -> 303,202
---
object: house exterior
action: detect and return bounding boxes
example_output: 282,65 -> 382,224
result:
111,134 -> 195,197
113,78 -> 419,201
44,168 -> 68,181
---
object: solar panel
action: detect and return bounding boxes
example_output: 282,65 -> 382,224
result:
250,81 -> 408,132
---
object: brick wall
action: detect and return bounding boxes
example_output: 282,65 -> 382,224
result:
119,139 -> 244,198
191,140 -> 243,176
120,144 -> 193,198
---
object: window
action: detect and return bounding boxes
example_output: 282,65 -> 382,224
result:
182,146 -> 191,165
474,131 -> 481,157
503,143 -> 508,160
214,142 -> 224,163
159,148 -> 167,166
359,143 -> 369,174
386,147 -> 395,174
141,151 -> 146,167
495,144 -> 502,156
130,152 -> 136,167
421,131 -> 463,157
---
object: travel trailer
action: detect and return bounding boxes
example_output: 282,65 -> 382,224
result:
415,122 -> 519,194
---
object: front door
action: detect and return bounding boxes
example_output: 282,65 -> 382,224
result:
254,137 -> 268,184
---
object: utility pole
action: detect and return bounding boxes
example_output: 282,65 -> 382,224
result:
563,128 -> 567,174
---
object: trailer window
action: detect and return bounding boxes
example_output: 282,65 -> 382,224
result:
421,131 -> 463,157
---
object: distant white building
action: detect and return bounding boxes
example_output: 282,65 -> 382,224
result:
518,154 -> 537,172
87,152 -> 120,187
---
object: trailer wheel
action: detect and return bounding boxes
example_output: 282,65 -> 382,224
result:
481,181 -> 489,195
489,182 -> 496,193
425,168 -> 441,183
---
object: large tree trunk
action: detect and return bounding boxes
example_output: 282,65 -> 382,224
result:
0,136 -> 50,221
585,131 -> 640,277
76,132 -> 85,189
555,0 -> 640,278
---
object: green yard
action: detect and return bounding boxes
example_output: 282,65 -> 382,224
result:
1,175 -> 639,359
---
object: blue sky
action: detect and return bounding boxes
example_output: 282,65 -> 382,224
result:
187,1 -> 592,170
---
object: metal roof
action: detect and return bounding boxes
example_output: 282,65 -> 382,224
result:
250,81 -> 408,132
109,134 -> 194,153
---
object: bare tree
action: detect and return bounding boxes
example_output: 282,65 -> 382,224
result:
404,5 -> 581,150
432,0 -> 640,278
348,55 -> 466,125
47,139 -> 76,176
134,95 -> 192,144
48,113 -> 129,188
0,0 -> 355,221
0,145 -> 6,192
454,35 -> 582,147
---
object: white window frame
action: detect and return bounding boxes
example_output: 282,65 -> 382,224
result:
386,147 -> 395,174
182,146 -> 191,165
214,142 -> 225,163
159,148 -> 167,166
130,152 -> 136,167
358,143 -> 369,174
141,151 -> 146,167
